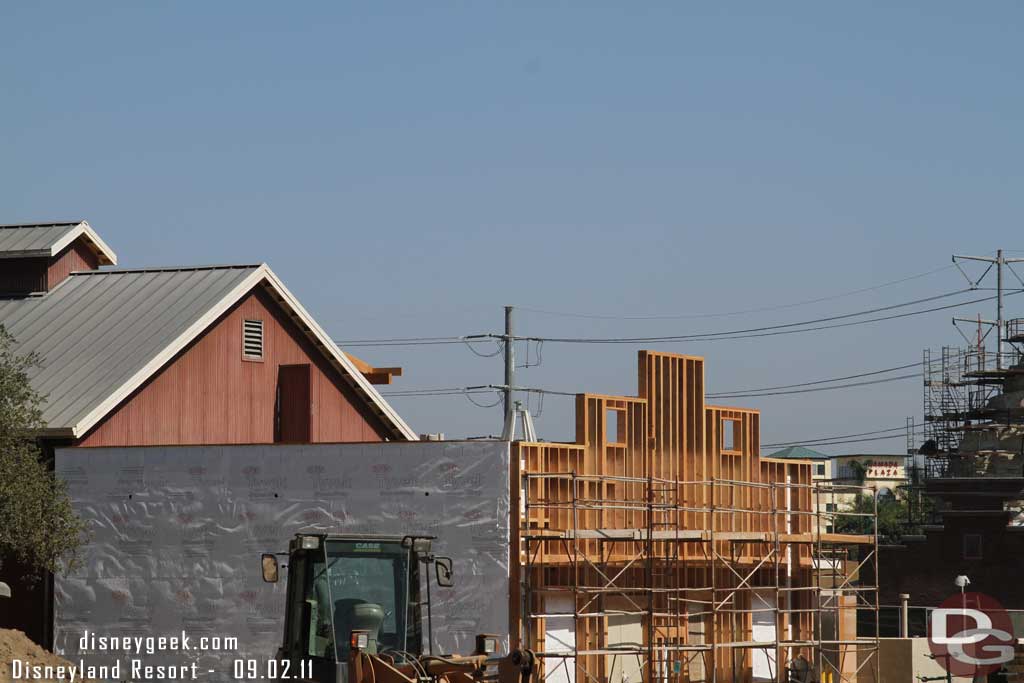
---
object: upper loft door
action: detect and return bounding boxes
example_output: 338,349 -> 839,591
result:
276,364 -> 311,442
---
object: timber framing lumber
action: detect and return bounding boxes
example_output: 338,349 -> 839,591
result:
343,351 -> 404,384
512,350 -> 881,683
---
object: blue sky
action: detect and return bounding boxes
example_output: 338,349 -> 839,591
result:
3,2 -> 1022,450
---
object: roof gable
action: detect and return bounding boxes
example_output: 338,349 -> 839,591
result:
0,264 -> 415,441
0,221 -> 117,265
766,445 -> 831,460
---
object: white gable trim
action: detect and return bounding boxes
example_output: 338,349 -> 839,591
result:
52,221 -> 118,265
71,268 -> 266,438
70,264 -> 416,441
259,268 -> 418,441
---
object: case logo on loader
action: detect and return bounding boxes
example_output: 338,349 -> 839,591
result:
353,542 -> 382,552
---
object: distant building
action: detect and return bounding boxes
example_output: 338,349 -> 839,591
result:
766,446 -> 834,531
767,448 -> 913,532
831,454 -> 907,500
768,445 -> 832,479
873,461 -> 1024,626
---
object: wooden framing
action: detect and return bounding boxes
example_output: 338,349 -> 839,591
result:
511,351 -> 879,683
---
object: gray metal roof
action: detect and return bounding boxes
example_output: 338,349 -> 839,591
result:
0,222 -> 82,255
0,221 -> 117,264
0,265 -> 260,433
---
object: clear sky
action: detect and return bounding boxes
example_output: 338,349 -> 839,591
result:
2,2 -> 1022,451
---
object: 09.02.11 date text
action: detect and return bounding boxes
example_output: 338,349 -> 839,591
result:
232,659 -> 313,679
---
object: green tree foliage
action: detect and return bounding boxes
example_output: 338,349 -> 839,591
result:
847,459 -> 869,485
0,325 -> 86,578
834,490 -> 926,543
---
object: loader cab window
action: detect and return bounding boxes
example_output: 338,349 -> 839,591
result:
295,550 -> 333,659
310,540 -> 414,661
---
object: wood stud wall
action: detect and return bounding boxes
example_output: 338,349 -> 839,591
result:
513,350 -> 873,683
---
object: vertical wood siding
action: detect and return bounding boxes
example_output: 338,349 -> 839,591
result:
0,238 -> 100,294
48,240 -> 100,289
76,286 -> 389,446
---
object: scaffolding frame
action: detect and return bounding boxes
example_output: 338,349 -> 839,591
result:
921,345 -> 1005,456
519,473 -> 880,683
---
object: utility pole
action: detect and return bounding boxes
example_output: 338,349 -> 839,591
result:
999,249 -> 1004,366
501,305 -> 515,440
466,306 -> 540,441
953,249 -> 1024,369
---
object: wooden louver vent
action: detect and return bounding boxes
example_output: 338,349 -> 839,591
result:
243,319 -> 264,358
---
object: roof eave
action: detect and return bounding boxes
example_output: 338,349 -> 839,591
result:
258,267 -> 418,441
66,264 -> 416,442
68,267 -> 268,439
52,221 -> 118,265
37,427 -> 76,440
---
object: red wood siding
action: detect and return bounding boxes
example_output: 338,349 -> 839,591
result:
48,239 -> 100,289
77,286 -> 389,446
0,239 -> 99,295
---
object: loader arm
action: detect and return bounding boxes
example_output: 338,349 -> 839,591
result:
349,645 -> 536,683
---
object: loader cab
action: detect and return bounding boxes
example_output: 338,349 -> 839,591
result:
263,534 -> 452,683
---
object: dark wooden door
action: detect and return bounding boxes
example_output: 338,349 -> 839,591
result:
276,364 -> 311,442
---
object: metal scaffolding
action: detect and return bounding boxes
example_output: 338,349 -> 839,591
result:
921,345 -> 1004,457
519,473 -> 880,683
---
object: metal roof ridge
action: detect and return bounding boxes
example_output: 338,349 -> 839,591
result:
0,221 -> 83,229
69,263 -> 263,275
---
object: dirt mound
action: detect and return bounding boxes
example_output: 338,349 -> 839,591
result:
0,629 -> 88,683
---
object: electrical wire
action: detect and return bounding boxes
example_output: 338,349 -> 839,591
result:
381,389 -> 471,397
762,424 -> 913,447
764,431 -> 927,448
381,386 -> 504,407
462,338 -> 503,358
516,263 -> 957,320
335,285 -> 1016,349
531,288 -> 972,342
334,336 -> 468,347
706,361 -> 921,397
465,391 -> 503,409
384,385 -> 578,398
524,290 -> 1016,344
709,373 -> 918,399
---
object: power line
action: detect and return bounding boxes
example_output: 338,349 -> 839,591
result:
522,290 -> 1015,344
706,361 -> 921,397
465,391 -> 503,409
764,431 -> 926,448
380,387 -> 479,396
463,338 -> 503,358
524,288 -> 973,342
468,384 -> 578,397
709,373 -> 918,399
336,287 -> 1019,349
383,385 -> 577,398
335,336 -> 468,347
516,263 -> 957,320
763,424 -> 912,447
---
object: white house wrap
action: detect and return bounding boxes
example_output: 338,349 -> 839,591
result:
54,441 -> 511,676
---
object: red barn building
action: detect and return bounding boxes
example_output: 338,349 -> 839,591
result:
0,221 -> 416,643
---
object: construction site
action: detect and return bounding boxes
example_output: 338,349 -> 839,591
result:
0,223 -> 886,683
512,351 -> 881,683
